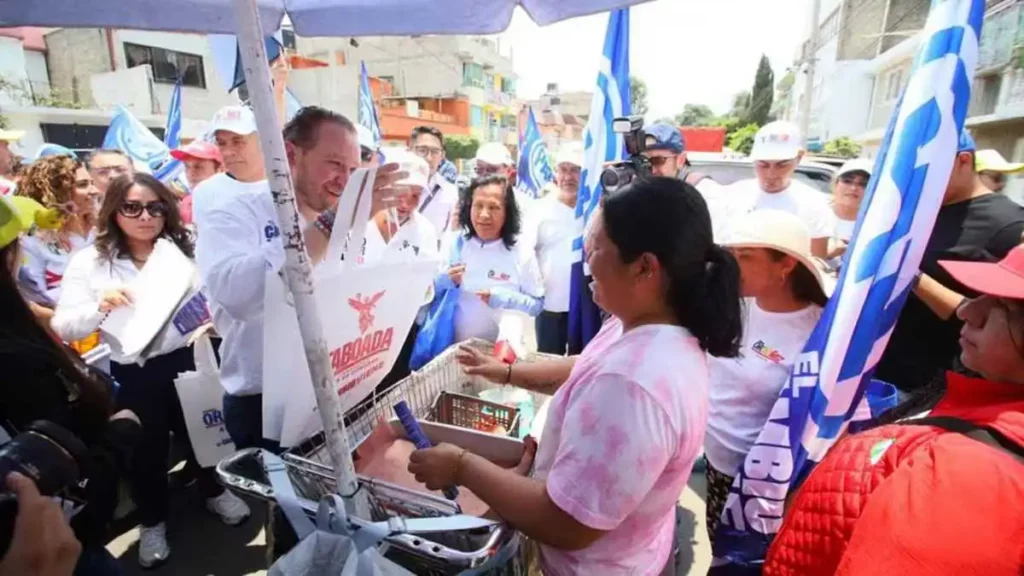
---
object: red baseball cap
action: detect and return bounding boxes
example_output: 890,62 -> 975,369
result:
939,244 -> 1024,299
170,140 -> 222,163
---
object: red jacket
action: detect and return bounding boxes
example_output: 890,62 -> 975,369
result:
764,373 -> 1024,576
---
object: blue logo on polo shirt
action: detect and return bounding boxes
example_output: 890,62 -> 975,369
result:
264,221 -> 280,241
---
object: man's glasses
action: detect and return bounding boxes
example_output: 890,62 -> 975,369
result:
95,166 -> 131,178
476,164 -> 504,176
119,201 -> 168,219
839,176 -> 869,189
413,146 -> 444,158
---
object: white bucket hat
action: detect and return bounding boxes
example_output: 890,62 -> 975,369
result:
722,209 -> 836,298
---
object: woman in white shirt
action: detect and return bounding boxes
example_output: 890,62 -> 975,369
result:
828,158 -> 872,262
436,174 -> 544,343
704,209 -> 835,545
51,173 -> 250,569
15,155 -> 99,323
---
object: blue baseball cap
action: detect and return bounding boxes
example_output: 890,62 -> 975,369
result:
645,123 -> 685,154
958,130 -> 976,153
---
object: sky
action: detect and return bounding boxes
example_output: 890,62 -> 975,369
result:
502,0 -> 811,119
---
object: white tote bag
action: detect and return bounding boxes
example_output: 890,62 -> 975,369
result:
174,333 -> 236,468
262,169 -> 438,447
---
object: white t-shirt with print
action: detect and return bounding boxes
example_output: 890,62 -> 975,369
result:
417,173 -> 458,238
18,230 -> 95,307
833,217 -> 856,242
191,172 -> 268,231
722,178 -> 835,239
532,194 -> 577,313
358,212 -> 440,266
704,299 -> 822,476
454,238 -> 544,342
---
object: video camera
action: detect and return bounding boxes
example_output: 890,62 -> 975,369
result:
599,115 -> 652,193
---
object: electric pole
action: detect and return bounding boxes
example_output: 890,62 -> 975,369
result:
800,0 -> 822,140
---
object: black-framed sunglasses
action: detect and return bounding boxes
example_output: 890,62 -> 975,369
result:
119,200 -> 168,219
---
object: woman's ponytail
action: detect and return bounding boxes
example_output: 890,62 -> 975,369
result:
694,245 -> 743,357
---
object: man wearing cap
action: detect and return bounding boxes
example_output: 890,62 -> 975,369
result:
530,143 -> 583,354
85,149 -> 133,200
410,126 -> 457,236
0,129 -> 25,196
975,149 -> 1024,195
723,121 -> 834,258
475,141 -> 535,221
170,140 -> 223,225
876,131 -> 1024,394
644,122 -> 730,241
190,105 -> 267,226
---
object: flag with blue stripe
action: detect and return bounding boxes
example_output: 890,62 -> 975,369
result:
164,78 -> 182,149
516,108 -> 554,198
103,105 -> 183,186
711,1 -> 985,570
567,8 -> 630,354
359,61 -> 382,146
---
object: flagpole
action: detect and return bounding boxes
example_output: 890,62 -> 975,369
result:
231,0 -> 369,519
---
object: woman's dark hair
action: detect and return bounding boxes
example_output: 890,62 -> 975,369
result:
767,249 -> 829,307
95,173 -> 193,263
0,241 -> 114,435
459,175 -> 521,249
602,177 -> 743,357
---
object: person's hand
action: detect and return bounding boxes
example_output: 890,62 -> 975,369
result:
98,288 -> 132,313
509,436 -> 537,476
475,290 -> 491,305
827,239 -> 848,260
271,56 -> 290,93
0,473 -> 81,576
455,344 -> 508,383
408,442 -> 465,491
369,163 -> 410,216
447,264 -> 466,287
110,409 -> 140,425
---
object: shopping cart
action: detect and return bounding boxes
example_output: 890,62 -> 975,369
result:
216,339 -> 554,574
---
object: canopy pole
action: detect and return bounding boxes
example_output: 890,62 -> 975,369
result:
231,0 -> 369,519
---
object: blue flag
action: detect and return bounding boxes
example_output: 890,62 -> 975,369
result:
103,106 -> 181,184
567,9 -> 630,355
516,108 -> 554,198
359,62 -> 382,146
711,1 -> 985,570
164,78 -> 182,149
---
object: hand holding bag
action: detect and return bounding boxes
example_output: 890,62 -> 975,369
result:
409,235 -> 465,371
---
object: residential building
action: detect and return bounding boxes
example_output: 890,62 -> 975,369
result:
528,83 -> 593,123
519,105 -> 585,151
789,0 -> 929,146
360,35 -> 519,146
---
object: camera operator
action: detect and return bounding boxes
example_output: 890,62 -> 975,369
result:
0,195 -> 140,575
643,122 -> 731,242
0,473 -> 81,576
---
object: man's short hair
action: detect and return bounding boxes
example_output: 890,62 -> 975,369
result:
85,148 -> 130,169
410,126 -> 444,146
283,106 -> 357,150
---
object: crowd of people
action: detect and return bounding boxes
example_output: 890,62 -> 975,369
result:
0,73 -> 1022,576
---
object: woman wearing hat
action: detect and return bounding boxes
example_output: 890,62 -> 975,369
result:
828,158 -> 872,261
975,149 -> 1024,194
764,242 -> 1024,575
703,209 -> 834,543
170,140 -> 223,225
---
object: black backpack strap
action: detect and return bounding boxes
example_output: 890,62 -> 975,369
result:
902,416 -> 1024,465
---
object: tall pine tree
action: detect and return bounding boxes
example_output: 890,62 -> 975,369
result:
746,55 -> 775,127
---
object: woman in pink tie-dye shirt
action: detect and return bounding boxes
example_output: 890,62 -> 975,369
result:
409,177 -> 744,575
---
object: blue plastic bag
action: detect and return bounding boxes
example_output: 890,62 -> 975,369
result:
409,235 -> 464,370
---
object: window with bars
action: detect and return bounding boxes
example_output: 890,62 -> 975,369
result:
124,42 -> 207,88
462,62 -> 484,88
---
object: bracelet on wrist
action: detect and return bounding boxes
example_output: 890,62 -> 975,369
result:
314,208 -> 337,236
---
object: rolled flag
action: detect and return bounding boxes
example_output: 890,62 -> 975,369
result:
207,32 -> 302,122
164,78 -> 183,149
516,108 -> 554,199
711,0 -> 985,571
567,8 -> 631,354
359,61 -> 383,165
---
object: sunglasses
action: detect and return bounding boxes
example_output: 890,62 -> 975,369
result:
839,176 -> 869,188
119,200 -> 168,219
647,156 -> 672,168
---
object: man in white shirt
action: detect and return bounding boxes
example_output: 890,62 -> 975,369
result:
532,144 -> 582,354
409,126 -> 457,236
195,106 -> 404,452
722,121 -> 834,257
191,105 -> 269,225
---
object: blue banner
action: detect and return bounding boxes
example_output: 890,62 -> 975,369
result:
359,61 -> 382,146
164,79 -> 182,149
567,8 -> 630,354
103,106 -> 181,184
711,1 -> 985,570
515,108 -> 554,198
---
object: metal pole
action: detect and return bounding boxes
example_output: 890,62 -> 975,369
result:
800,0 -> 822,140
231,0 -> 370,519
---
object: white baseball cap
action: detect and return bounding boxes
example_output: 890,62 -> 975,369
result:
837,158 -> 874,178
209,105 -> 257,136
382,148 -> 429,190
750,121 -> 803,162
475,142 -> 514,166
722,209 -> 835,298
555,142 -> 584,168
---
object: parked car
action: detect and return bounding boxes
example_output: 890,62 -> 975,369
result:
687,156 -> 837,194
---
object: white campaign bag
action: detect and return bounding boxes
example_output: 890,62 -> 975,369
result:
174,333 -> 236,468
262,169 -> 438,447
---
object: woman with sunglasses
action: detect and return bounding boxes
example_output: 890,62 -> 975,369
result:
14,155 -> 99,321
828,158 -> 872,262
51,173 -> 250,569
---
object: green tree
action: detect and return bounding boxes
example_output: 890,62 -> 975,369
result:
674,104 -> 715,127
728,123 -> 761,156
823,137 -> 863,158
443,135 -> 480,160
730,91 -> 751,119
746,54 -> 775,126
629,75 -> 649,117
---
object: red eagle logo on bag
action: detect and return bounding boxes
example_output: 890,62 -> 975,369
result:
348,291 -> 385,334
